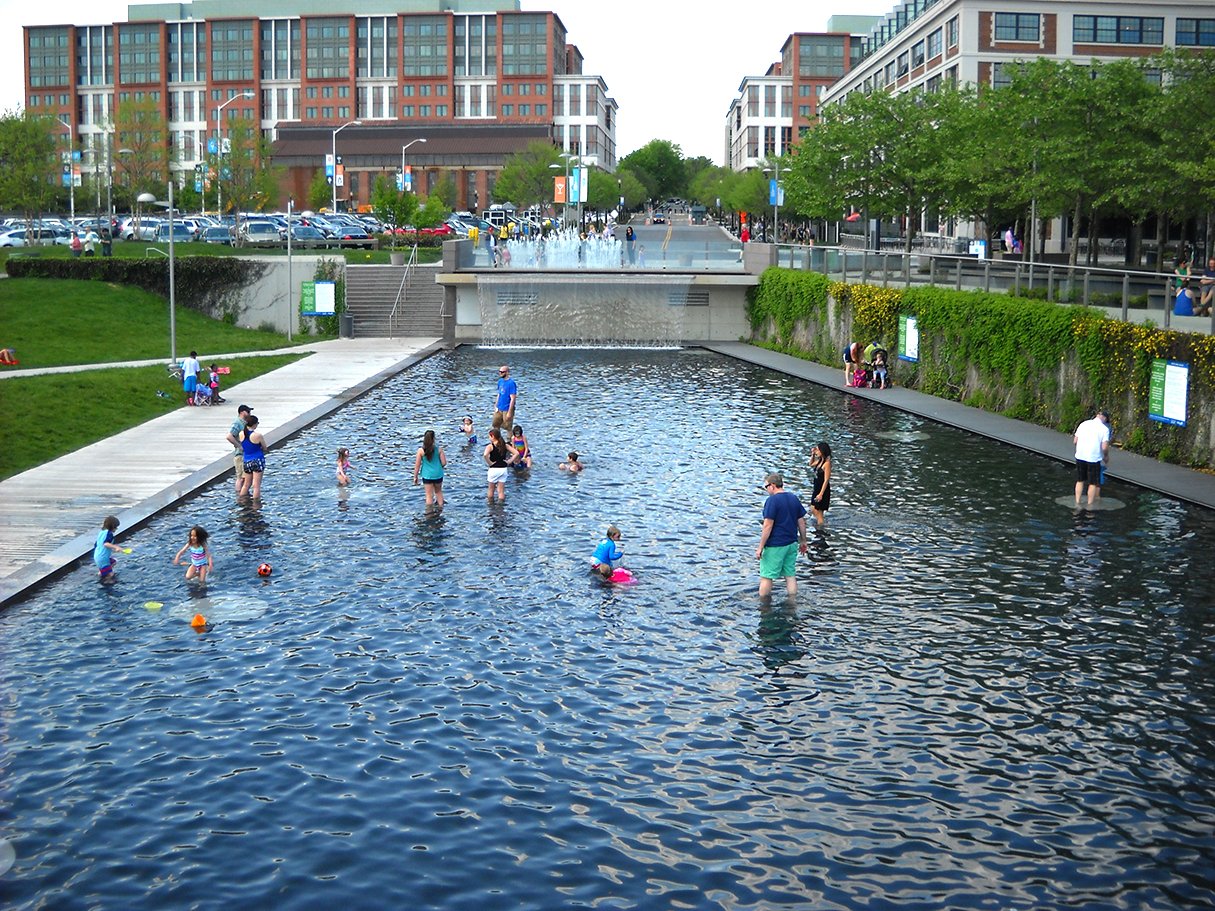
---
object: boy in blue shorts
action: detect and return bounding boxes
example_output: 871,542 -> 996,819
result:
755,473 -> 808,597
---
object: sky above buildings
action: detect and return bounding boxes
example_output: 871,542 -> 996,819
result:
1,0 -> 888,165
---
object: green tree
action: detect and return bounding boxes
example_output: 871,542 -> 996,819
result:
0,111 -> 59,230
493,140 -> 561,207
619,139 -> 686,202
415,189 -> 449,229
220,120 -> 280,237
113,97 -> 168,212
429,173 -> 456,210
308,169 -> 331,211
616,168 -> 648,213
370,174 -> 419,229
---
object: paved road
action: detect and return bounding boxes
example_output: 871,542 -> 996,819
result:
0,337 -> 443,605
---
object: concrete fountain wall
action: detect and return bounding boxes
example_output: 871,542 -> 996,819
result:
436,239 -> 759,345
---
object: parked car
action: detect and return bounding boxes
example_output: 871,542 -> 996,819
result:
331,226 -> 374,248
121,218 -> 162,241
286,225 -> 331,248
652,212 -> 666,225
200,225 -> 234,245
155,222 -> 196,243
239,221 -> 282,246
0,226 -> 73,247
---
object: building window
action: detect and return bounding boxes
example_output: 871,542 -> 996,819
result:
305,17 -> 350,79
518,104 -> 529,116
927,28 -> 942,58
209,20 -> 254,83
897,51 -> 909,76
991,62 -> 1012,89
402,105 -> 414,117
946,17 -> 959,48
994,13 -> 1040,42
501,104 -> 513,116
1176,18 -> 1215,46
911,41 -> 925,67
403,17 -> 448,77
501,13 -> 548,76
1073,16 -> 1163,45
435,104 -> 447,116
535,103 -> 546,116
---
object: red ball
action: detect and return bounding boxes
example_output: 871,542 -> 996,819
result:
257,562 -> 273,577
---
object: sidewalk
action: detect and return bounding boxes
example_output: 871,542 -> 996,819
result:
0,337 -> 443,605
705,343 -> 1215,511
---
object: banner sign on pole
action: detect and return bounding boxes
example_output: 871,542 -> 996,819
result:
1148,358 -> 1188,427
898,314 -> 919,362
553,176 -> 567,204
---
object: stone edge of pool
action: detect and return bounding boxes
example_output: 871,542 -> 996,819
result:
706,342 -> 1215,513
0,341 -> 447,609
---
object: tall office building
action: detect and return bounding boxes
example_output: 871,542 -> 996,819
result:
23,0 -> 619,212
724,17 -> 878,172
815,0 -> 1213,248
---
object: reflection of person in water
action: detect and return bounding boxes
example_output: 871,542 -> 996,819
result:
753,603 -> 808,673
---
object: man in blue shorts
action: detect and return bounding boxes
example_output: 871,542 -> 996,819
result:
755,472 -> 808,597
492,364 -> 517,429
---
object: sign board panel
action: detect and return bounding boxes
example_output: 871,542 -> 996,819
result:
898,314 -> 919,362
1148,358 -> 1188,427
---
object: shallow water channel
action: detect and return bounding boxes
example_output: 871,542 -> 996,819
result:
1,346 -> 1213,909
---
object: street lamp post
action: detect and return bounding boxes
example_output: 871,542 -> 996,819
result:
332,119 -> 362,214
214,91 -> 254,217
80,147 -> 102,221
138,181 -> 177,365
400,137 -> 427,194
763,164 -> 791,245
57,115 -> 76,222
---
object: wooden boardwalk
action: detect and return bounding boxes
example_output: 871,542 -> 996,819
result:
0,337 -> 443,605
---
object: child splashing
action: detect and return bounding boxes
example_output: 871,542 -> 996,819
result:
173,525 -> 213,583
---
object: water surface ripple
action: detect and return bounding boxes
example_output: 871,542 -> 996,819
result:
1,348 -> 1213,909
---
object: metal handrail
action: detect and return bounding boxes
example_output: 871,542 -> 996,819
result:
779,243 -> 1213,334
389,244 -> 419,339
144,247 -> 168,259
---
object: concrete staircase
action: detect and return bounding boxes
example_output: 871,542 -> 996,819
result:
345,262 -> 445,338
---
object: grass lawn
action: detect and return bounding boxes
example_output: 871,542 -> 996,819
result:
0,278 -> 302,368
0,354 -> 305,479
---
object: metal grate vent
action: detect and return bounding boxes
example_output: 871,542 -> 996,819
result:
496,289 -> 539,306
667,288 -> 710,307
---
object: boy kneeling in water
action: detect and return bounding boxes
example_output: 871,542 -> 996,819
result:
591,526 -> 624,579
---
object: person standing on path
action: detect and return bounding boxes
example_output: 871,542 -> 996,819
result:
755,472 -> 808,598
225,405 -> 254,493
413,429 -> 447,510
493,364 -> 517,430
182,350 -> 201,405
1073,409 -> 1111,507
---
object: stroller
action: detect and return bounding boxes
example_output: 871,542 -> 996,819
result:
191,383 -> 214,406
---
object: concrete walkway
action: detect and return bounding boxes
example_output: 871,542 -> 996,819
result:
707,343 -> 1215,511
0,337 -> 443,605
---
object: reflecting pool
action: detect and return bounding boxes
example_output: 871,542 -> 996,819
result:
2,347 -> 1214,910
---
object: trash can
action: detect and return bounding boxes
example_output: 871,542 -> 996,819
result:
339,313 -> 354,338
